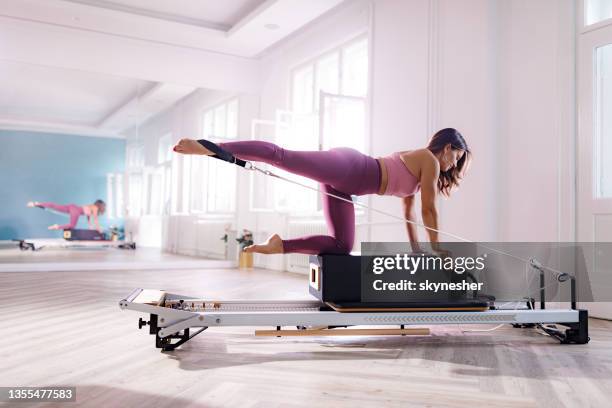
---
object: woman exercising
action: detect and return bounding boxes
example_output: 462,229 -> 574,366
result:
173,128 -> 470,255
27,200 -> 106,232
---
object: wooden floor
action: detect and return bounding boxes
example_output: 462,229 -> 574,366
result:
1,264 -> 611,408
0,246 -> 223,264
0,244 -> 185,264
0,247 -> 232,273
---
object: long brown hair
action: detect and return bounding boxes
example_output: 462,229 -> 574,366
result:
94,199 -> 106,215
427,128 -> 470,196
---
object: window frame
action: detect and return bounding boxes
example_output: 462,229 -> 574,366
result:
581,0 -> 612,33
189,97 -> 240,215
156,132 -> 173,216
283,34 -> 370,216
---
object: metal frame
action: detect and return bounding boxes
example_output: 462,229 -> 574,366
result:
15,238 -> 136,251
119,288 -> 590,352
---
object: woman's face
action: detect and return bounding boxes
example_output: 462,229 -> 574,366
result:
440,145 -> 465,172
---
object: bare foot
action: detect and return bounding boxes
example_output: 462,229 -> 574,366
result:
173,138 -> 214,155
243,233 -> 284,254
48,224 -> 60,230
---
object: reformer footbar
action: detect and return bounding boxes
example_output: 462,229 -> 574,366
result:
118,140 -> 590,351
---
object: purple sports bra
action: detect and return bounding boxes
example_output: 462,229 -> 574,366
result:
379,151 -> 420,197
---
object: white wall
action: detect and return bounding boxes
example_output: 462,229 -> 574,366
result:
368,0 -> 575,244
433,0 -> 499,242
495,0 -> 575,242
368,0 -> 432,243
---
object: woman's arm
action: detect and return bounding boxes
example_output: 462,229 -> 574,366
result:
419,154 -> 440,246
92,207 -> 102,232
402,195 -> 421,252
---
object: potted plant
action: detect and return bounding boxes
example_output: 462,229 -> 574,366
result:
236,229 -> 254,268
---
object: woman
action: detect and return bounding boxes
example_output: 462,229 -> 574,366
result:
27,199 -> 106,232
173,128 -> 470,255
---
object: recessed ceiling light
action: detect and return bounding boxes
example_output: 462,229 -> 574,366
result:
264,23 -> 280,30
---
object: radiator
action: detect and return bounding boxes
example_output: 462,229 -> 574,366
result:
178,217 -> 197,256
196,220 -> 233,259
286,221 -> 328,274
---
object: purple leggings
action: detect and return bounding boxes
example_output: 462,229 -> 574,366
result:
218,141 -> 381,254
38,202 -> 84,230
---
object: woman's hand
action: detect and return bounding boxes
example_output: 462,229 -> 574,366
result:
173,139 -> 212,155
48,224 -> 60,230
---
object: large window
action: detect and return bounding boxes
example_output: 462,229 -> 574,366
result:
157,133 -> 173,164
132,133 -> 174,217
180,155 -> 192,214
190,99 -> 238,214
157,133 -> 173,215
147,169 -> 164,215
106,173 -> 124,219
127,173 -> 143,216
577,0 -> 612,251
171,153 -> 182,214
586,0 -> 612,26
126,144 -> 144,168
342,40 -> 369,97
290,37 -> 368,118
126,143 -> 144,216
278,36 -> 369,214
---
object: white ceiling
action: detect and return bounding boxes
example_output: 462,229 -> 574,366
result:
0,61 -> 197,138
0,61 -> 149,127
1,0 -> 346,57
0,0 -> 346,137
64,0 -> 268,30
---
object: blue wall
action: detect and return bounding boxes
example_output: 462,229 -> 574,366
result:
0,130 -> 125,240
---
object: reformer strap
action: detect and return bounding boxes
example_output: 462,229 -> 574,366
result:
197,139 -> 248,168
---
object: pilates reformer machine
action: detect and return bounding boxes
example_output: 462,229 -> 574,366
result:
119,140 -> 589,351
16,228 -> 136,251
120,253 -> 589,352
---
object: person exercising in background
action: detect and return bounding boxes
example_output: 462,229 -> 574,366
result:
27,199 -> 106,232
173,128 -> 471,255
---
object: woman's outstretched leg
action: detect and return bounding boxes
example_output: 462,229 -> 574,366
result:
218,140 -> 361,192
172,138 -> 379,195
30,202 -> 70,213
173,138 -> 369,255
28,202 -> 84,230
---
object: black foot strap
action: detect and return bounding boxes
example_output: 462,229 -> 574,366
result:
197,139 -> 248,168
